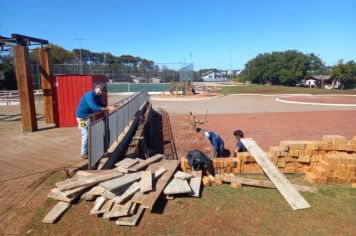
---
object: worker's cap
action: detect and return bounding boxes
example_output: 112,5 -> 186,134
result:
204,131 -> 210,140
95,83 -> 107,92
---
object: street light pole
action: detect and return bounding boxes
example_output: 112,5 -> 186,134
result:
228,49 -> 232,81
76,38 -> 84,74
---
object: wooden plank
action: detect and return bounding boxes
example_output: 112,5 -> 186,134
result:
99,172 -> 142,191
42,201 -> 70,224
129,202 -> 138,215
13,46 -> 37,132
174,171 -> 193,180
97,199 -> 114,214
221,176 -> 318,193
140,170 -> 152,193
57,171 -> 123,191
115,158 -> 139,168
38,47 -> 57,125
128,154 -> 165,172
241,138 -> 311,210
103,200 -> 132,218
131,168 -> 167,204
189,171 -> 202,197
83,186 -> 106,197
140,160 -> 180,210
163,179 -> 192,195
90,196 -> 106,215
116,206 -> 145,226
47,187 -> 87,202
112,182 -> 140,204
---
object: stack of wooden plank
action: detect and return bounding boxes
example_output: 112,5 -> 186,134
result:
163,170 -> 202,198
43,154 -> 180,226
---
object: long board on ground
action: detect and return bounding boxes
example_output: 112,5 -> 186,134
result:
140,160 -> 180,210
241,138 -> 311,210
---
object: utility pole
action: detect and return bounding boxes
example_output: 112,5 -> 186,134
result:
228,49 -> 232,81
190,51 -> 193,64
75,38 -> 84,74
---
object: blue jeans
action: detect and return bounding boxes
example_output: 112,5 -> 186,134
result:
77,118 -> 89,156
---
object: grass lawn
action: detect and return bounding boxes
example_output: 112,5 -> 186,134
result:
24,173 -> 356,236
219,84 -> 356,95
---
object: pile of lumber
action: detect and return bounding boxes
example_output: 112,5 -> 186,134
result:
43,154 -> 180,226
305,152 -> 356,184
163,170 -> 202,198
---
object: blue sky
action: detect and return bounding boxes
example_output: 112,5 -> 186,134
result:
1,0 -> 355,70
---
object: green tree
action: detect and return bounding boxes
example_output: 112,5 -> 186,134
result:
0,52 -> 17,90
240,51 -> 323,86
331,60 -> 356,89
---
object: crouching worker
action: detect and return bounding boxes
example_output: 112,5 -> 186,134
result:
76,83 -> 118,159
186,150 -> 215,175
233,129 -> 247,157
204,130 -> 225,158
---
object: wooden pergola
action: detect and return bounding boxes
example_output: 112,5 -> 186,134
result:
0,34 -> 58,132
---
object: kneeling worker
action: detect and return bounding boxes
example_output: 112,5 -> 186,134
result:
204,130 -> 225,158
233,129 -> 247,157
76,83 -> 118,159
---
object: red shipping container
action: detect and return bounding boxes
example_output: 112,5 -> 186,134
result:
54,75 -> 108,127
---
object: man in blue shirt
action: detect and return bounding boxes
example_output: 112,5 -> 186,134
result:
204,130 -> 225,158
76,83 -> 117,158
233,129 -> 248,156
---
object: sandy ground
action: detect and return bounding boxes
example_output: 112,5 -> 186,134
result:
0,93 -> 355,235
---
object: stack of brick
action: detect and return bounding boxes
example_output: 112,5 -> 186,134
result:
180,135 -> 356,184
305,152 -> 356,184
181,157 -> 241,174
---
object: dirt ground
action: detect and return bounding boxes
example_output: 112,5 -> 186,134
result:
152,94 -> 356,114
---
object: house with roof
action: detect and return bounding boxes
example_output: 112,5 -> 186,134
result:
201,69 -> 228,82
304,75 -> 341,88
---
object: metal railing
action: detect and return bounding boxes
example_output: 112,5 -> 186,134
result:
88,90 -> 149,168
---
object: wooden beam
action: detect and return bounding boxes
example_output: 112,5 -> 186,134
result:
221,176 -> 318,193
38,47 -> 57,125
163,178 -> 192,195
13,46 -> 37,132
241,138 -> 311,210
57,171 -> 123,191
189,171 -> 202,198
42,201 -> 70,224
174,171 -> 193,180
116,206 -> 145,226
140,170 -> 153,193
128,154 -> 165,172
140,160 -> 179,210
112,182 -> 140,204
99,172 -> 142,191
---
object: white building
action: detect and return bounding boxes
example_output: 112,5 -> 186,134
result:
201,70 -> 228,82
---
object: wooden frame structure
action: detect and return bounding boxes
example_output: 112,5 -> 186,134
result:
0,34 -> 57,132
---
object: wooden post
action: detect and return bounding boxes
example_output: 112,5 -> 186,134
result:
38,47 -> 57,125
13,46 -> 38,132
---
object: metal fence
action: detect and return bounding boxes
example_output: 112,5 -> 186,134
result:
88,90 -> 149,168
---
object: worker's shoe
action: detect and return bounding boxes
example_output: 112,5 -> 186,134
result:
80,154 -> 88,159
